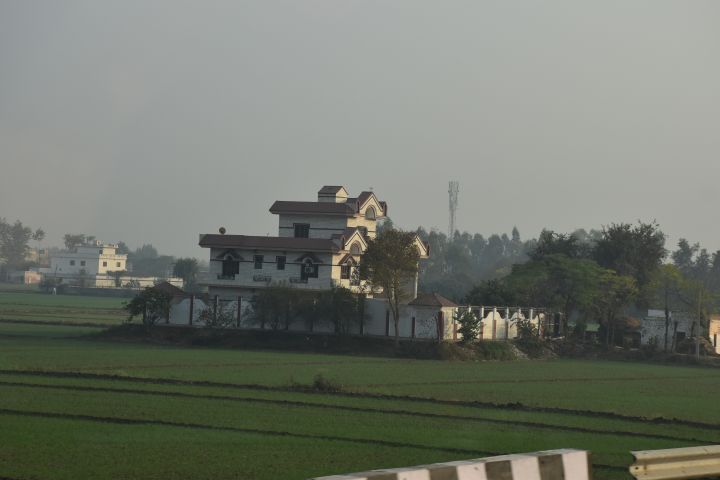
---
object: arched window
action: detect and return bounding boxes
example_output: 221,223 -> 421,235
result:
350,242 -> 361,255
300,258 -> 318,280
221,255 -> 239,279
365,206 -> 376,220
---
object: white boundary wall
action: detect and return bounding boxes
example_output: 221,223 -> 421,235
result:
165,295 -> 546,341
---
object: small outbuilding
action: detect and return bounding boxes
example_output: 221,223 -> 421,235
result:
408,293 -> 459,340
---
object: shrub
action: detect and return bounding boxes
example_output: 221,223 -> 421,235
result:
516,318 -> 538,339
198,302 -> 237,329
124,288 -> 172,325
311,374 -> 344,393
289,374 -> 344,393
456,309 -> 480,343
514,319 -> 547,358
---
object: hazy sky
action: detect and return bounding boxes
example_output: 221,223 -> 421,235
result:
2,1 -> 719,258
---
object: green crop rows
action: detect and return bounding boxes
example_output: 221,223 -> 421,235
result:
1,292 -> 719,479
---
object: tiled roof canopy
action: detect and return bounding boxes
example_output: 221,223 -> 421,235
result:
269,201 -> 357,216
151,281 -> 189,298
409,292 -> 458,308
199,234 -> 340,252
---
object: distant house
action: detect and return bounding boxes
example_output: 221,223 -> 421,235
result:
708,315 -> 720,355
7,270 -> 43,285
50,241 -> 128,277
45,240 -> 182,289
640,309 -> 718,352
199,185 -> 429,302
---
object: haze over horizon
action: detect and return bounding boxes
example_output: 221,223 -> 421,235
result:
2,1 -> 719,258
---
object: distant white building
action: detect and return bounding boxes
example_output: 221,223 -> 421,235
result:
46,240 -> 182,289
640,309 -> 711,348
50,241 -> 127,277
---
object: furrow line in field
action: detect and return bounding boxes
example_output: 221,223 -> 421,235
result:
360,374 -> 714,387
0,407 -> 497,457
67,359 -> 396,370
0,369 -> 715,432
1,380 -> 707,444
0,407 -> 629,474
0,319 -> 111,328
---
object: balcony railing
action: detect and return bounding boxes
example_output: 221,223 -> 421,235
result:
216,274 -> 236,280
253,274 -> 272,282
289,277 -> 308,284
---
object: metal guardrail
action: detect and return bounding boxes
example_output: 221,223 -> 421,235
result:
310,449 -> 591,480
630,445 -> 720,480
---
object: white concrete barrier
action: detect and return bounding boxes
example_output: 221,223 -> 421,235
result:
630,445 -> 720,480
310,449 -> 591,480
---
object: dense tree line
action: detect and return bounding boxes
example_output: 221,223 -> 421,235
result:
415,226 -> 535,301
0,218 -> 44,275
437,221 -> 720,350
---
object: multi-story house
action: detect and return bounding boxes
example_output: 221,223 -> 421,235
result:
200,186 -> 429,300
50,241 -> 127,277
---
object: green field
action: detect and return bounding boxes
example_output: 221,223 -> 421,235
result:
1,293 -> 719,479
0,288 -> 126,325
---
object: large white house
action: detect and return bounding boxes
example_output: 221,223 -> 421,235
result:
199,186 -> 429,301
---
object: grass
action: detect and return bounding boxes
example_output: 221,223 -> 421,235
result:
0,305 -> 719,479
0,290 -> 126,325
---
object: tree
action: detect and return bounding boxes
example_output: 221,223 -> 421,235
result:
672,239 -> 698,275
359,229 -> 420,347
124,287 -> 172,325
315,287 -> 361,335
63,234 -> 88,250
509,254 -> 606,334
464,278 -> 516,306
173,258 -> 199,288
650,264 -> 715,354
650,265 -> 687,352
592,271 -> 638,347
0,218 -> 36,270
133,244 -> 159,259
116,241 -> 131,255
128,244 -> 174,277
593,221 -> 666,306
530,230 -> 582,260
377,217 -> 395,235
198,301 -> 237,329
456,309 -> 480,343
251,284 -> 298,330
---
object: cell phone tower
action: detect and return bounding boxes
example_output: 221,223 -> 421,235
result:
448,180 -> 459,239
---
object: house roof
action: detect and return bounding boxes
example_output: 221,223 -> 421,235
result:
409,292 -> 458,308
318,185 -> 347,195
151,281 -> 189,298
334,227 -> 368,249
269,201 -> 357,216
293,252 -> 325,263
199,234 -> 340,252
356,191 -> 374,208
